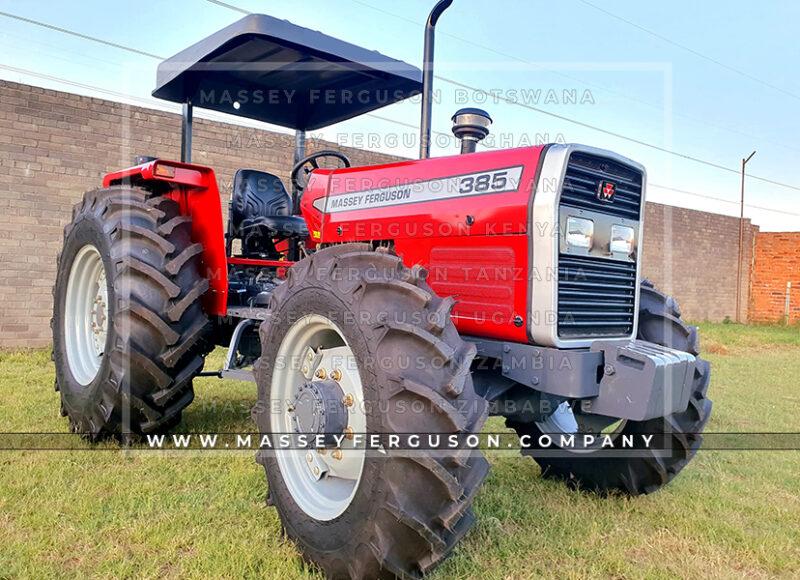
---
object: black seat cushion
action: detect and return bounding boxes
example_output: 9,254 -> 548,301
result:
242,216 -> 309,239
231,169 -> 292,232
229,169 -> 308,258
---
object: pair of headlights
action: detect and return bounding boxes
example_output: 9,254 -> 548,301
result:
566,216 -> 635,255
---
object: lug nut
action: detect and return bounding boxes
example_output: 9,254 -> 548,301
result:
332,449 -> 343,461
301,365 -> 309,375
318,448 -> 327,455
331,368 -> 342,382
344,426 -> 354,440
305,452 -> 313,463
342,394 -> 354,407
315,368 -> 327,380
312,466 -> 320,476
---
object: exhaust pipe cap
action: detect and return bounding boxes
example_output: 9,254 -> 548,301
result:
451,108 -> 492,154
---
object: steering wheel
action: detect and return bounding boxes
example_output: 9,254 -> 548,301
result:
291,150 -> 351,196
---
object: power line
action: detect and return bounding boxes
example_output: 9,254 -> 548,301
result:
6,4 -> 794,167
4,4 -> 800,196
0,63 -> 300,133
338,0 -> 800,189
0,28 -> 134,69
649,183 -> 740,206
0,8 -> 458,141
0,63 -> 163,107
3,61 -> 796,219
0,10 -> 162,59
437,75 -> 800,193
347,0 -> 800,155
575,0 -> 800,103
196,0 -> 800,194
0,61 -> 451,149
649,183 -> 800,217
203,0 -> 249,14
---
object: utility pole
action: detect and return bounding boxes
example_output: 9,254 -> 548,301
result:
736,150 -> 756,323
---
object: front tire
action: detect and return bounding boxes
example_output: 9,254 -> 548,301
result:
52,186 -> 211,439
507,281 -> 712,495
254,244 -> 489,579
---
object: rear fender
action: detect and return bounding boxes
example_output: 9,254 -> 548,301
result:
103,159 -> 228,316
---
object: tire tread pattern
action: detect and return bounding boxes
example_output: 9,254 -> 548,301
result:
53,186 -> 211,439
508,280 -> 712,495
255,244 -> 489,579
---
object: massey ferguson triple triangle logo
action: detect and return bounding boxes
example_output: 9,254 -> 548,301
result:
597,180 -> 616,202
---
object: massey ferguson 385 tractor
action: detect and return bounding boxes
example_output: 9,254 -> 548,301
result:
52,3 -> 712,578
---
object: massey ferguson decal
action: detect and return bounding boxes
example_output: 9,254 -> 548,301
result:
322,166 -> 524,213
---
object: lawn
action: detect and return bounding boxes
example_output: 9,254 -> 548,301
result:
0,323 -> 798,579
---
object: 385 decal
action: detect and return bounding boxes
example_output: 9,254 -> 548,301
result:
458,170 -> 511,194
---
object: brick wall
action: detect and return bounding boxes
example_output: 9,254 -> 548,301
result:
0,80 -> 399,347
642,202 -> 757,323
749,232 -> 800,323
0,80 -> 758,347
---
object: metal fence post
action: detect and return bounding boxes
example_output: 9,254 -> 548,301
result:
785,281 -> 792,325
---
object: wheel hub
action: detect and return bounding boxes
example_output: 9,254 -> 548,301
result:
290,378 -> 348,444
90,269 -> 108,356
271,314 -> 367,521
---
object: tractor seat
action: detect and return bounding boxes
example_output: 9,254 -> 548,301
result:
240,215 -> 309,238
230,169 -> 308,240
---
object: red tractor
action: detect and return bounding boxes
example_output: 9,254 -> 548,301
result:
52,4 -> 711,578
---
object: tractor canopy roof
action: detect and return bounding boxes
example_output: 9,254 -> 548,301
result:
153,14 -> 423,131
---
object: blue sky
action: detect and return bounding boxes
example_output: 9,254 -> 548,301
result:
1,0 -> 799,230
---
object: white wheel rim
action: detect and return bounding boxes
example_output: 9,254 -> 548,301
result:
271,314 -> 366,521
536,401 -> 581,435
64,245 -> 109,386
536,402 -> 626,453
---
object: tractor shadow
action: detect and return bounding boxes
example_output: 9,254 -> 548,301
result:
179,348 -> 258,433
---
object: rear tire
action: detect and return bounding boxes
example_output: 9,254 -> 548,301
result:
507,281 -> 712,495
52,186 -> 211,439
254,244 -> 489,579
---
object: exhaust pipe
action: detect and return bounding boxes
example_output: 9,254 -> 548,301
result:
419,0 -> 454,159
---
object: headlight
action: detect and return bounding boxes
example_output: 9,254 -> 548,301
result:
566,217 -> 594,250
610,225 -> 635,255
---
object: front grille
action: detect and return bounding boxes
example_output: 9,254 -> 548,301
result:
557,254 -> 636,338
560,152 -> 643,220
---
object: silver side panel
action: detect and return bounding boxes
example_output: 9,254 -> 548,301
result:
530,143 -> 648,348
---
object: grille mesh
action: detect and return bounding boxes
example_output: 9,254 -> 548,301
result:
556,152 -> 643,339
557,254 -> 637,338
560,152 -> 643,220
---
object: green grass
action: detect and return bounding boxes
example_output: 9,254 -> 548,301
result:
1,323 -> 799,579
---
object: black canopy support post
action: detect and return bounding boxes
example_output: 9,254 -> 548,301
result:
289,129 -> 306,261
181,102 -> 193,163
293,130 -> 307,180
419,0 -> 453,159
